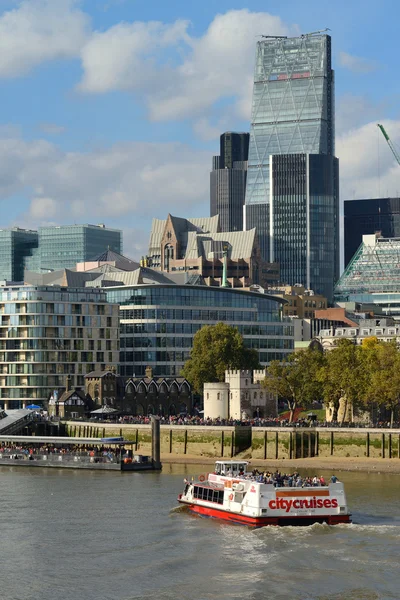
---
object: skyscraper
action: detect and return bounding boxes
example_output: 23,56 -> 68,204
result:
38,224 -> 122,271
210,132 -> 249,232
244,33 -> 339,300
344,197 -> 400,266
0,228 -> 38,282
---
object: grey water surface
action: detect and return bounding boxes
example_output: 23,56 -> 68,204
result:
1,464 -> 399,600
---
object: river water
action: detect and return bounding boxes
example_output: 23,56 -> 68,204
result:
1,464 -> 399,600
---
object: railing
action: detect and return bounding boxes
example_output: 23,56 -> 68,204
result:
0,450 -> 120,465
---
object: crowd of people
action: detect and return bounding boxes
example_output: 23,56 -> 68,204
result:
240,469 -> 337,487
0,442 -> 123,462
115,414 -> 400,428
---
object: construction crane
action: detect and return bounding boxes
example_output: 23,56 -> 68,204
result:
377,123 -> 400,166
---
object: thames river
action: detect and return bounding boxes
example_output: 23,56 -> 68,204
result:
1,464 -> 399,600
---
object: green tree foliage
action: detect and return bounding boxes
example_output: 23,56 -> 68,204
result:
317,339 -> 368,423
181,323 -> 260,394
262,347 -> 325,422
363,340 -> 400,427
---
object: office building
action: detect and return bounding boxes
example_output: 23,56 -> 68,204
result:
335,233 -> 400,316
147,214 -> 279,288
344,197 -> 400,266
0,228 -> 38,282
38,224 -> 122,271
0,286 -> 119,409
26,262 -> 293,379
210,132 -> 249,232
0,224 -> 123,279
268,284 -> 327,318
106,284 -> 293,378
244,33 -> 339,300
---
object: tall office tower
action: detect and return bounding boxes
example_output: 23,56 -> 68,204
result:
0,228 -> 38,282
244,33 -> 339,300
344,197 -> 400,266
38,224 -> 122,271
210,132 -> 249,232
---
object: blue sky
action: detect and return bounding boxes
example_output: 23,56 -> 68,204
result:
0,0 -> 399,258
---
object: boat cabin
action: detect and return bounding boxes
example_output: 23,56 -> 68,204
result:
214,460 -> 248,477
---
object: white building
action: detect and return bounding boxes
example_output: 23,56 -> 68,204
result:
204,369 -> 276,420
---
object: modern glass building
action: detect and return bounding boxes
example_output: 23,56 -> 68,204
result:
38,224 -> 122,271
344,197 -> 400,266
210,132 -> 249,232
0,286 -> 119,409
334,233 -> 400,316
0,228 -> 38,282
105,284 -> 294,377
244,34 -> 338,299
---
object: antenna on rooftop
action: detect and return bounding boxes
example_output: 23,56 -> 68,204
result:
301,28 -> 331,37
257,35 -> 288,39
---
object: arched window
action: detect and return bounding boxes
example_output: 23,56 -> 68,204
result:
217,393 -> 220,400
136,403 -> 144,416
245,379 -> 248,386
206,393 -> 209,400
169,403 -> 177,416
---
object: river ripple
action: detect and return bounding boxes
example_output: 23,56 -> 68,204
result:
1,465 -> 399,600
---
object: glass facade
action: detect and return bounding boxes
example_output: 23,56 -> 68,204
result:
105,285 -> 294,378
38,225 -> 122,271
344,197 -> 400,267
210,132 -> 249,233
334,235 -> 400,316
0,286 -> 119,408
244,34 -> 338,299
245,35 -> 333,210
0,229 -> 38,282
271,153 -> 339,299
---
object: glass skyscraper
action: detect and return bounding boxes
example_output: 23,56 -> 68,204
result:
38,224 -> 122,272
210,132 -> 249,232
244,34 -> 339,300
0,228 -> 38,282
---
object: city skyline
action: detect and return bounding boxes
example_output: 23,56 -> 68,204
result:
0,1 -> 399,262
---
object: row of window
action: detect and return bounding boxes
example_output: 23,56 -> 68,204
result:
192,486 -> 224,505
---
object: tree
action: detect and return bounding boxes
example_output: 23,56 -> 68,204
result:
364,340 -> 400,427
181,323 -> 260,394
262,347 -> 325,423
317,339 -> 368,423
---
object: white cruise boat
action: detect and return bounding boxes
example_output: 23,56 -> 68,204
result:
178,460 -> 351,527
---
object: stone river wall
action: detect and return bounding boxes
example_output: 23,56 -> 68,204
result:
62,422 -> 400,460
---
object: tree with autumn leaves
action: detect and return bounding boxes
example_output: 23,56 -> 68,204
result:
263,337 -> 400,424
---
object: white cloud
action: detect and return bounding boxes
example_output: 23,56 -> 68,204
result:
335,94 -> 386,135
78,9 -> 292,121
78,19 -> 190,94
337,120 -> 400,199
39,123 -> 66,135
0,132 -> 210,230
0,0 -> 89,77
338,51 -> 378,74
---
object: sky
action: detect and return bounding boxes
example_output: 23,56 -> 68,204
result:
1,0 -> 400,260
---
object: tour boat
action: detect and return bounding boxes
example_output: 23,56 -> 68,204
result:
178,460 -> 351,527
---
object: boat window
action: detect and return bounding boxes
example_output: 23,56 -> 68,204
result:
207,489 -> 213,501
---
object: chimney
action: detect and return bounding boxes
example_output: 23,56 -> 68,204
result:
65,375 -> 71,392
145,365 -> 153,379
